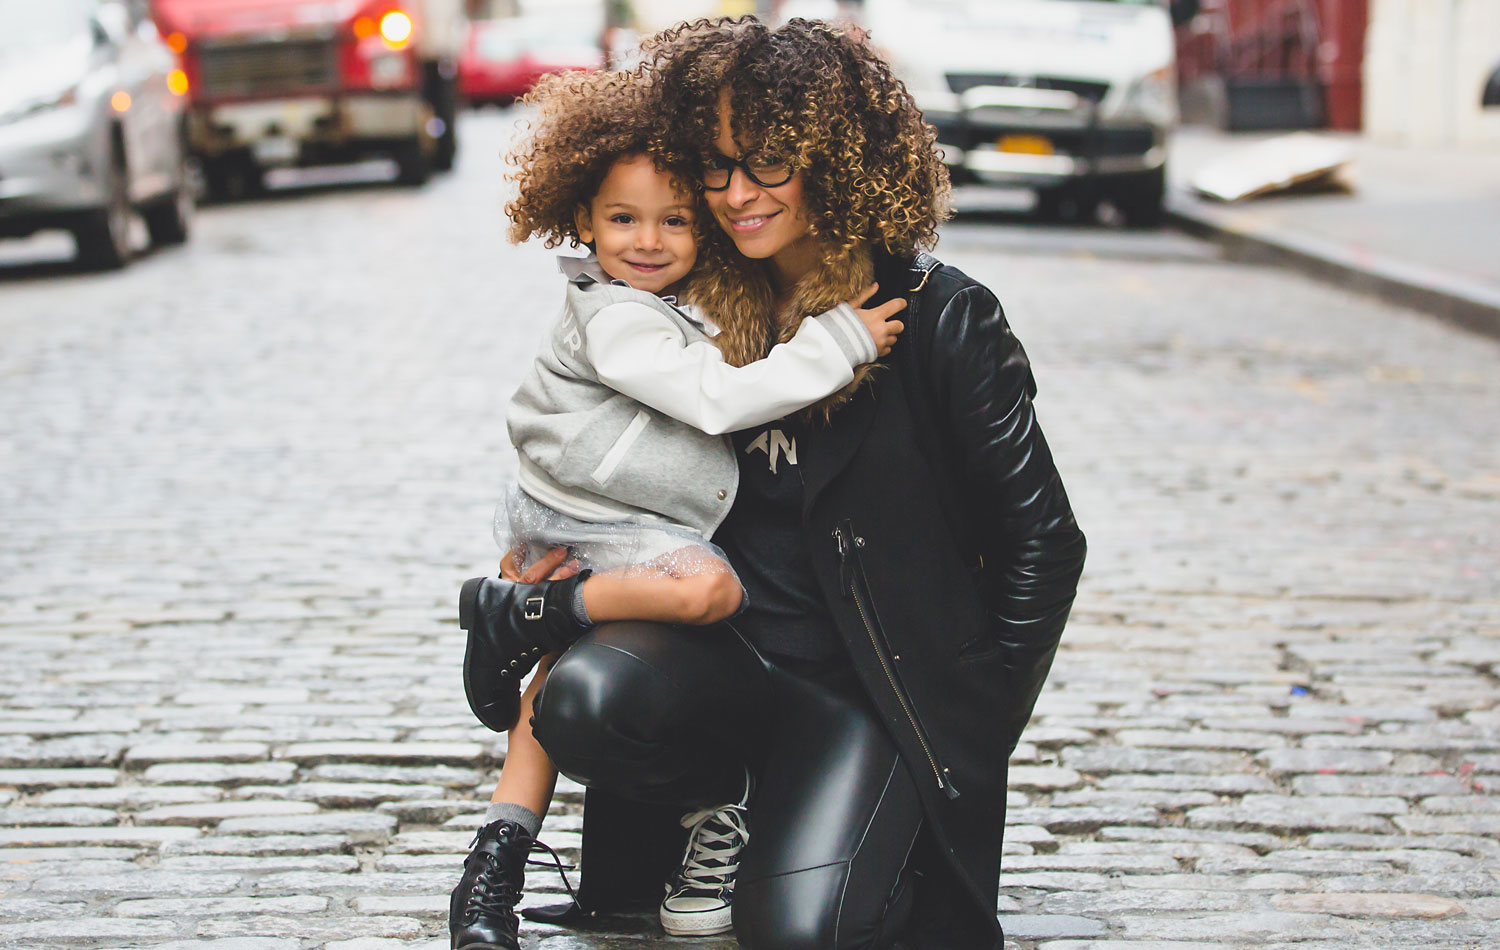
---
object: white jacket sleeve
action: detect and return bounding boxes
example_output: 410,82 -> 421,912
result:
585,300 -> 879,435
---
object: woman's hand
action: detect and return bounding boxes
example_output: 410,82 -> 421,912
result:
500,545 -> 581,583
847,283 -> 907,357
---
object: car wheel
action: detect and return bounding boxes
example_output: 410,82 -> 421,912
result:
144,180 -> 193,247
74,144 -> 132,270
1034,188 -> 1098,224
433,87 -> 458,172
201,156 -> 264,204
434,121 -> 457,172
394,137 -> 432,186
1114,167 -> 1166,229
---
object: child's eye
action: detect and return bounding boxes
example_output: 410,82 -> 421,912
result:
609,214 -> 634,225
664,215 -> 691,228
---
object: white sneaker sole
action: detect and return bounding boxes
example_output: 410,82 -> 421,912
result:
660,905 -> 733,936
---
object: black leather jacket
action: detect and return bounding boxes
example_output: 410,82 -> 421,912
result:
798,251 -> 1087,946
561,251 -> 1085,947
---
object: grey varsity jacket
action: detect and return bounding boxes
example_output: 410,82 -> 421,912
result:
506,256 -> 877,538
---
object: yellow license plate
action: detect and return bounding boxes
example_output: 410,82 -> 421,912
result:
996,134 -> 1054,155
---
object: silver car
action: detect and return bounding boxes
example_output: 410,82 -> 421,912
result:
0,0 -> 192,269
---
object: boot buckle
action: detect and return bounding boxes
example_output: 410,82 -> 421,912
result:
524,595 -> 545,621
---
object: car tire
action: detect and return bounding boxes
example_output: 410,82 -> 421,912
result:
1114,167 -> 1166,229
395,138 -> 432,186
202,156 -> 264,204
144,179 -> 193,247
434,122 -> 457,172
432,77 -> 458,172
1034,188 -> 1098,224
74,143 -> 132,270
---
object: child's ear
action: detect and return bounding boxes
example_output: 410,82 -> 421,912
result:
574,204 -> 594,245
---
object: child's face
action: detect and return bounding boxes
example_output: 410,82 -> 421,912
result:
576,154 -> 697,296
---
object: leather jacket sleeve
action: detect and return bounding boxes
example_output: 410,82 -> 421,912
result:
927,283 -> 1087,750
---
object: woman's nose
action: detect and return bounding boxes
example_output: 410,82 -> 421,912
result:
726,167 -> 760,208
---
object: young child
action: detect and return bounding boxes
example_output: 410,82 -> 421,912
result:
449,70 -> 905,948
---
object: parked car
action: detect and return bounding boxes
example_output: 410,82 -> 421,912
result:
864,0 -> 1196,226
458,18 -> 603,107
0,0 -> 192,268
150,0 -> 466,197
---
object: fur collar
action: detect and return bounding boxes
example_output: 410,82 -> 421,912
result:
683,245 -> 878,423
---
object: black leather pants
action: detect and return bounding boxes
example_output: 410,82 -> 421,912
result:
532,621 -> 925,950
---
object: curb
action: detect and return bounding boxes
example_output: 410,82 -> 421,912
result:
1166,192 -> 1500,342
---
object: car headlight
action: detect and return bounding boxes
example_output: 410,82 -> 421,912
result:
368,52 -> 412,88
1118,65 -> 1177,127
0,86 -> 80,126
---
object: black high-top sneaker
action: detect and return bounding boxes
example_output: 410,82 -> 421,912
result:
458,572 -> 592,732
659,777 -> 752,937
450,819 -> 532,950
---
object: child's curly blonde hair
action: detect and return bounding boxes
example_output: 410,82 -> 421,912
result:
505,69 -> 698,247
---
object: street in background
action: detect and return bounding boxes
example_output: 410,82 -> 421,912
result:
150,0 -> 466,199
0,0 -> 193,270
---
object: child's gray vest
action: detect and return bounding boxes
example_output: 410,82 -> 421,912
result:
506,260 -> 738,537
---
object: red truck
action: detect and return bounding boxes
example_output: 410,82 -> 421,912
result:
150,0 -> 465,198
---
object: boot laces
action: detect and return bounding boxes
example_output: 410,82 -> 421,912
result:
464,824 -> 579,921
672,802 -> 749,895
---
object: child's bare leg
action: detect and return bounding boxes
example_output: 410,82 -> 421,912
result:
488,655 -> 558,817
581,566 -> 743,626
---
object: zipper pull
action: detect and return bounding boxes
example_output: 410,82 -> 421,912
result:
941,769 -> 961,800
833,522 -> 854,596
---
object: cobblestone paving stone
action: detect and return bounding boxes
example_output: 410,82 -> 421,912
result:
1,112 -> 1497,949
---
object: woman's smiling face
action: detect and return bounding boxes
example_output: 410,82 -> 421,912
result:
705,89 -> 821,289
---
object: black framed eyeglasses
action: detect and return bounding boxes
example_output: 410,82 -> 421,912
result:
702,153 -> 794,190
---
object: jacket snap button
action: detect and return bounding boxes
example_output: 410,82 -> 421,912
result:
893,654 -> 902,661
716,489 -> 727,500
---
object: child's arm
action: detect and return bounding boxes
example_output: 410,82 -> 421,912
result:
585,285 -> 906,436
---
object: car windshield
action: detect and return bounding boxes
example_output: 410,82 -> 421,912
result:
0,0 -> 96,56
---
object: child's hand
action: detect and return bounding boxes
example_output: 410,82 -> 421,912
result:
501,545 -> 581,584
847,283 -> 907,358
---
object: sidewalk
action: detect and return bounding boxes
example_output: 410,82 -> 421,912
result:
1166,126 -> 1500,338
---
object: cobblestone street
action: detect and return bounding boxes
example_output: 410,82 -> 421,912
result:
2,111 -> 1498,949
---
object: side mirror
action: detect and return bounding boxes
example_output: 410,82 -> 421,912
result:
92,2 -> 130,48
1170,0 -> 1202,28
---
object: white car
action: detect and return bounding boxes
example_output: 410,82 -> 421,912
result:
865,0 -> 1189,225
0,0 -> 192,268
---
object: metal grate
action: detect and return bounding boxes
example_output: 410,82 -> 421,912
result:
198,39 -> 339,100
947,73 -> 1110,103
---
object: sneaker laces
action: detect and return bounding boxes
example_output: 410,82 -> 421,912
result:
671,802 -> 749,895
465,824 -> 579,920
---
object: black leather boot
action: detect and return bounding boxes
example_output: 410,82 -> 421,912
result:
449,819 -> 531,950
459,572 -> 592,732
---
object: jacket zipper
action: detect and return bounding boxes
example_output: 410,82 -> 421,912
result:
834,521 -> 960,800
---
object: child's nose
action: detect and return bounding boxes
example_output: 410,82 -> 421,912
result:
636,224 -> 663,249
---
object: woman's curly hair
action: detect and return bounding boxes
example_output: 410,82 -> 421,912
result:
643,16 -> 951,257
505,69 -> 698,247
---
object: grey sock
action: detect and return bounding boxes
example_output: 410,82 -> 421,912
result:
570,583 -> 592,626
485,801 -> 542,838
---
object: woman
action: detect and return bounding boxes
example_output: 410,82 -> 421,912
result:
461,17 -> 1086,949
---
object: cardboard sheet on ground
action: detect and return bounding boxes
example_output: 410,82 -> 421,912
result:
1191,133 -> 1355,202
